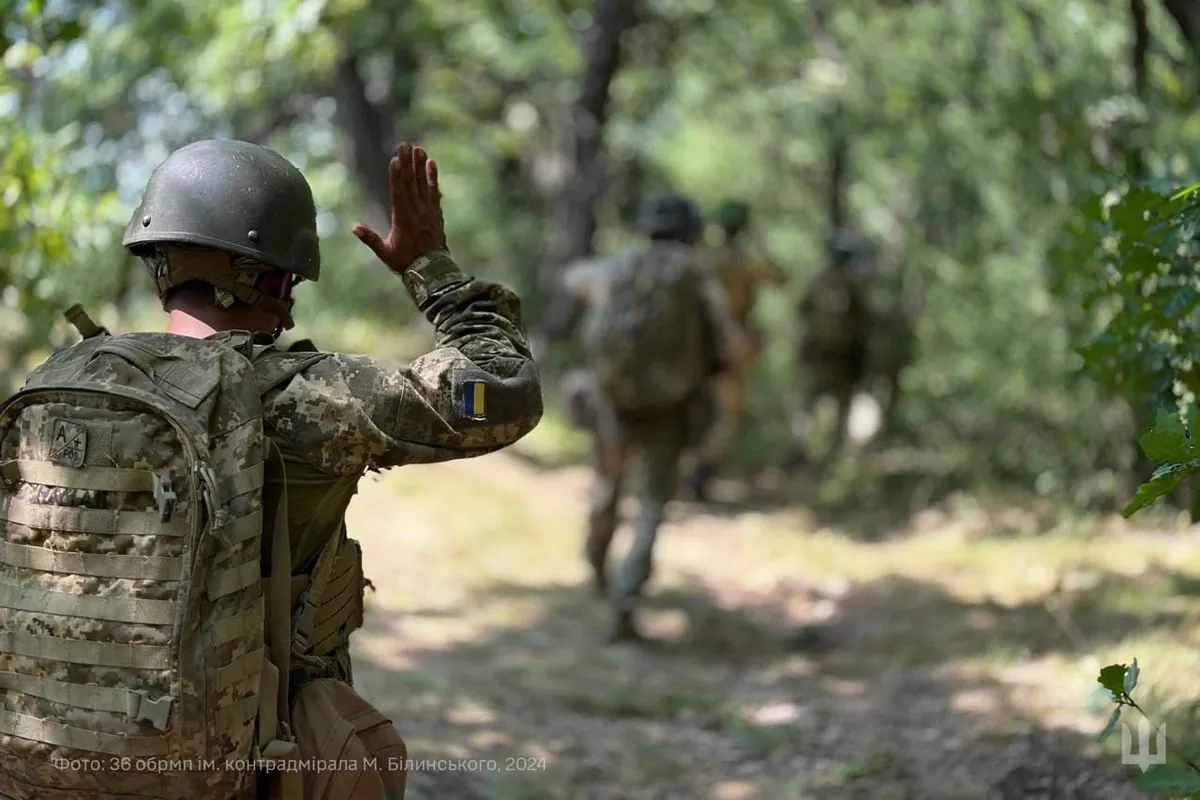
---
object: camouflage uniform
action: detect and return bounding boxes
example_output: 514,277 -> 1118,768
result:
689,200 -> 787,498
791,229 -> 873,467
128,139 -> 542,685
11,139 -> 540,800
560,194 -> 741,642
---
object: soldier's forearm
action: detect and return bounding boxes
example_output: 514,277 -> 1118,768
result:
400,252 -> 534,370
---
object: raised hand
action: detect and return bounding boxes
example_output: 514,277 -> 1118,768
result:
351,141 -> 447,273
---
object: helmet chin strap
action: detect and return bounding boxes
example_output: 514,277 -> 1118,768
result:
146,244 -> 298,331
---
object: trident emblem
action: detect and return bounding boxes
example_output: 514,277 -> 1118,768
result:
1121,718 -> 1166,772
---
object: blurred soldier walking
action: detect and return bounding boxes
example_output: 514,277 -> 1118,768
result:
790,229 -> 874,470
557,193 -> 744,642
688,199 -> 788,500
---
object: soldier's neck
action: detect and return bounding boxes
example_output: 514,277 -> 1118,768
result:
167,310 -> 221,339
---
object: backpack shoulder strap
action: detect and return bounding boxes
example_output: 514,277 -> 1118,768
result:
250,346 -> 330,397
258,437 -> 304,799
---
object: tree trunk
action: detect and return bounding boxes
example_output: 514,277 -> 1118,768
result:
1161,0 -> 1200,64
333,47 -> 421,232
535,0 -> 640,332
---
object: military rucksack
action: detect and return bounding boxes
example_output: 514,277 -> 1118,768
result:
0,315 -> 325,800
582,243 -> 710,413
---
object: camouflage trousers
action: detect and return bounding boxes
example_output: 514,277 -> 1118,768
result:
693,353 -> 757,468
585,395 -> 695,612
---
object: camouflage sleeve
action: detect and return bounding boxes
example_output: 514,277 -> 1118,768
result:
266,252 -> 544,475
559,258 -> 609,306
695,267 -> 748,371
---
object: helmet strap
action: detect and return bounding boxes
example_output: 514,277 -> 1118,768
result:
148,244 -> 296,329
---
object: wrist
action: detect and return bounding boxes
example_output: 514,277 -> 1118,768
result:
398,251 -> 470,307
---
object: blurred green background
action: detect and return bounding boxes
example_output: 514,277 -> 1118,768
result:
5,0 -> 1200,506
12,3 -> 1200,797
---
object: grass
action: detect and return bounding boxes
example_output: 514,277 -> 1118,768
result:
343,431 -> 1200,799
6,308 -> 1196,795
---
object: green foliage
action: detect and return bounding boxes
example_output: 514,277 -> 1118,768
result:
1093,660 -> 1200,797
2,0 -> 1200,501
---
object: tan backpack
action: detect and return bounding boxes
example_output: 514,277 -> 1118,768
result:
584,244 -> 710,413
0,315 -> 331,799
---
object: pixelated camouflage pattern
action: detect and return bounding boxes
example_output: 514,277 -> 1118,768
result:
865,305 -> 915,384
218,256 -> 540,695
798,264 -> 872,357
0,253 -> 543,798
0,332 -> 281,800
562,242 -> 740,413
239,260 -> 543,591
584,396 -> 693,611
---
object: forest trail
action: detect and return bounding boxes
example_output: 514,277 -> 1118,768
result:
344,440 -> 1200,799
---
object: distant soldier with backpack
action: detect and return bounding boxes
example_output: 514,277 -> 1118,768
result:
558,193 -> 745,643
790,229 -> 874,470
688,199 -> 788,500
0,139 -> 542,800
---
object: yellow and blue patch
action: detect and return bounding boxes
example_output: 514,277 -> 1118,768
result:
462,380 -> 487,420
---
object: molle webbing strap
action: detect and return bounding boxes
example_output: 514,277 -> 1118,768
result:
0,540 -> 182,581
289,525 -> 342,658
219,462 -> 264,500
309,543 -> 365,655
257,438 -> 303,800
214,649 -> 265,692
0,580 -> 174,625
0,631 -> 170,669
0,459 -> 158,493
0,497 -> 189,537
212,695 -> 260,733
211,606 -> 263,648
206,559 -> 260,600
0,671 -> 172,730
0,709 -> 169,756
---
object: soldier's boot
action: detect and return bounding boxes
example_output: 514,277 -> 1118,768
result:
606,506 -> 661,644
608,609 -> 645,643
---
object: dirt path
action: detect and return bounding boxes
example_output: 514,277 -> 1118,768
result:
343,448 -> 1200,799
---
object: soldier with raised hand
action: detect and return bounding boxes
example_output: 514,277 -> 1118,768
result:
688,199 -> 788,500
152,141 -> 541,794
0,138 -> 541,800
559,192 -> 745,643
790,228 -> 874,471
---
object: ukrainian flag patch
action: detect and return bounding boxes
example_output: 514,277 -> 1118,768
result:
462,380 -> 487,420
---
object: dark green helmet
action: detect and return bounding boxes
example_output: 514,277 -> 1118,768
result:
826,228 -> 867,265
634,192 -> 703,237
122,139 -> 320,281
712,199 -> 750,230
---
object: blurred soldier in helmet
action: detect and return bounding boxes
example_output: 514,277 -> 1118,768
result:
790,228 -> 874,470
556,192 -> 745,642
2,139 -> 543,800
687,199 -> 788,500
